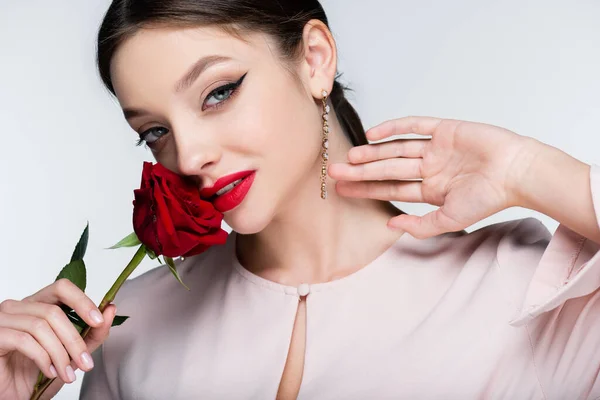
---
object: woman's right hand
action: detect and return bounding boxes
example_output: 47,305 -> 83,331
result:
0,278 -> 117,400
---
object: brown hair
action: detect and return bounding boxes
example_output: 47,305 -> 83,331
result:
96,0 -> 368,147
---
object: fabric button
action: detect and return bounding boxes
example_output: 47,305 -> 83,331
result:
297,283 -> 310,296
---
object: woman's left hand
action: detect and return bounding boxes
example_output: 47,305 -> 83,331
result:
328,116 -> 539,239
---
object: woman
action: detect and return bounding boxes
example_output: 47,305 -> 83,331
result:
0,0 -> 598,399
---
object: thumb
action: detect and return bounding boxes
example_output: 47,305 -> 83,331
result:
83,304 -> 117,354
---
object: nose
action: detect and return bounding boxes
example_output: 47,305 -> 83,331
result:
174,126 -> 221,185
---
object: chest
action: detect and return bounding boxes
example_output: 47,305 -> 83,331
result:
111,287 -> 541,400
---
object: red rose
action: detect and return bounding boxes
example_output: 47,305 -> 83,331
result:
133,162 -> 228,258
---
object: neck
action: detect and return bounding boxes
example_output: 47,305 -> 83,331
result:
235,115 -> 406,287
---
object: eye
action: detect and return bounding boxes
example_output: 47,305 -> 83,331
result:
136,126 -> 169,147
204,86 -> 234,107
202,72 -> 247,111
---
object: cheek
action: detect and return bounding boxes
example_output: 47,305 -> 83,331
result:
275,104 -> 322,173
232,83 -> 319,168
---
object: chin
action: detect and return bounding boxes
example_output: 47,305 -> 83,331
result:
222,203 -> 273,235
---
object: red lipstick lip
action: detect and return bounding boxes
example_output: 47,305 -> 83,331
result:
200,170 -> 255,199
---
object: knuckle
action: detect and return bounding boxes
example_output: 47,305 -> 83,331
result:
388,160 -> 401,179
66,333 -> 85,347
394,160 -> 404,177
358,165 -> 366,180
407,116 -> 418,132
0,299 -> 15,312
413,160 -> 421,177
31,317 -> 51,334
14,330 -> 33,346
76,292 -> 92,308
47,305 -> 65,321
54,278 -> 74,293
389,183 -> 399,199
394,142 -> 404,158
380,162 -> 389,179
21,295 -> 34,303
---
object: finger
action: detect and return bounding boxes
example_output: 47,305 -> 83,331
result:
336,181 -> 424,203
0,300 -> 93,375
0,311 -> 74,382
328,158 -> 422,182
388,209 -> 462,239
24,278 -> 105,328
0,327 -> 58,381
84,304 -> 117,354
347,139 -> 429,164
366,116 -> 443,141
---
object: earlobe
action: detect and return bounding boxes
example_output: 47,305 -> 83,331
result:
301,20 -> 337,98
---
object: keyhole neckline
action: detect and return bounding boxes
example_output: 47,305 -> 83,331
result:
229,231 -> 409,296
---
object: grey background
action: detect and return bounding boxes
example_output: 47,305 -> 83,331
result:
0,1 -> 599,398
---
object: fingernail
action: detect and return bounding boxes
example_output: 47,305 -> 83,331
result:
49,364 -> 57,378
81,351 -> 94,369
90,309 -> 104,324
66,365 -> 77,383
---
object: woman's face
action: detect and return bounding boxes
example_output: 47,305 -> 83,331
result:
110,26 -> 326,234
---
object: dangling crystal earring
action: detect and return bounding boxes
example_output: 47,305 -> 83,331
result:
320,90 -> 330,200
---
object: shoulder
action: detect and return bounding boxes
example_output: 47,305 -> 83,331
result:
459,216 -> 550,244
108,233 -> 236,337
114,236 -> 234,306
98,234 -> 235,357
471,217 -> 551,266
465,217 -> 551,271
401,217 -> 550,262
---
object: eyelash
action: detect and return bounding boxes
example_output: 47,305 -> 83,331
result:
135,72 -> 248,148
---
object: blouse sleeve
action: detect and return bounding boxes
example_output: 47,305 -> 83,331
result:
508,163 -> 600,326
503,163 -> 600,398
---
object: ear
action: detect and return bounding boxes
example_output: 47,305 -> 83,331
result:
300,20 -> 337,99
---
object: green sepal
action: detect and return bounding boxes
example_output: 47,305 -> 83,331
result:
35,370 -> 46,387
55,259 -> 86,292
108,232 -> 141,249
71,222 -> 89,262
145,247 -> 157,260
164,256 -> 190,291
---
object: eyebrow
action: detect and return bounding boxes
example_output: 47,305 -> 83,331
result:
123,55 -> 233,121
175,55 -> 233,93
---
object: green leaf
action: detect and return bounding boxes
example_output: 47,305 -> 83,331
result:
108,232 -> 141,249
71,222 -> 89,262
165,257 -> 190,291
59,304 -> 72,314
64,309 -> 129,329
111,315 -> 129,327
55,259 -> 86,292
